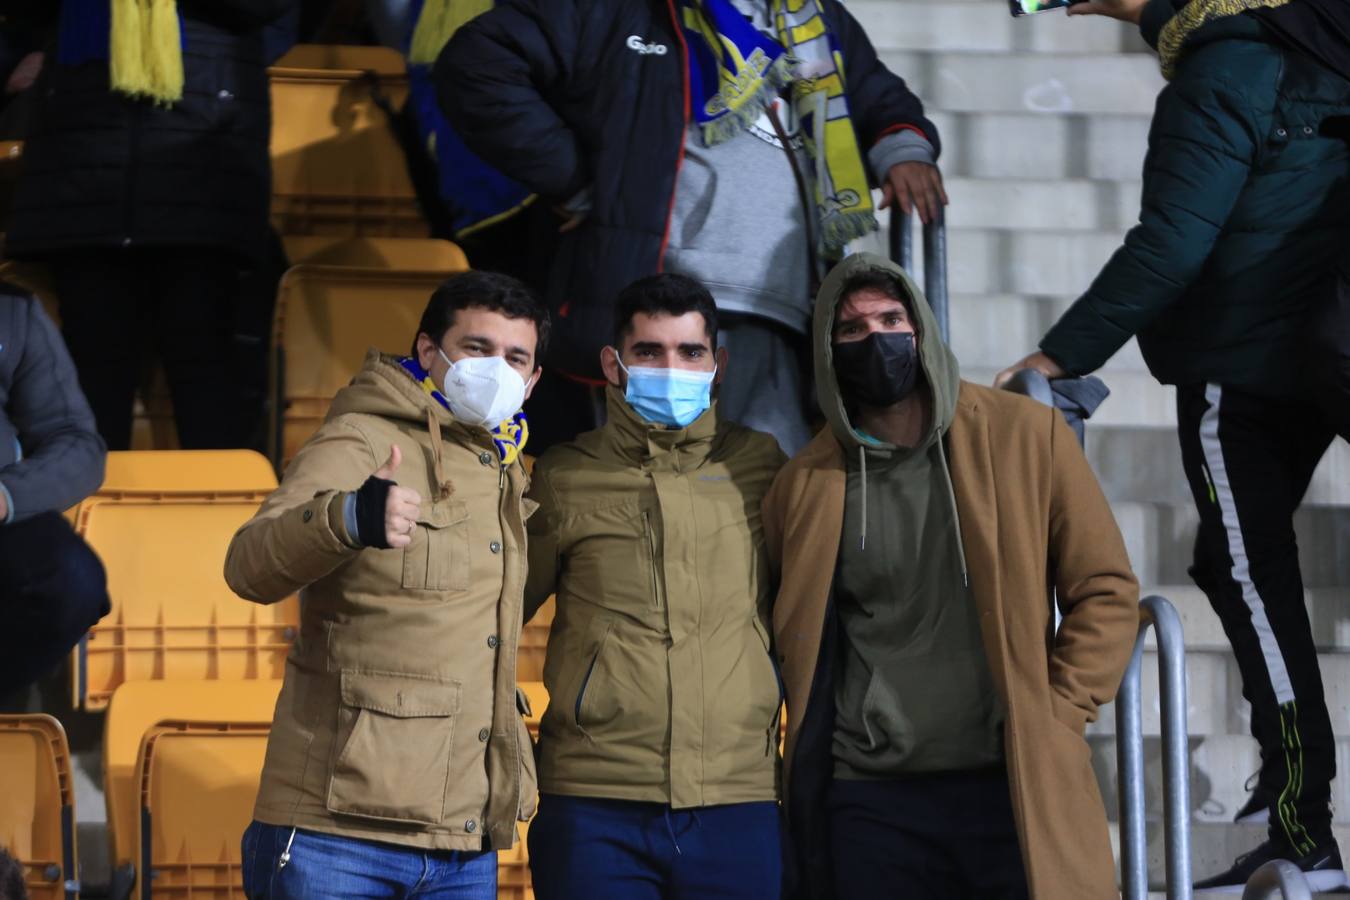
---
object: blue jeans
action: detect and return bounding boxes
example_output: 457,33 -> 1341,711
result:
241,822 -> 496,900
527,794 -> 782,900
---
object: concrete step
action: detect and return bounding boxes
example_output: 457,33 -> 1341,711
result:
850,0 -> 1147,55
1105,501 -> 1350,589
1086,427 -> 1350,508
860,226 -> 1127,297
944,177 -> 1142,232
879,50 -> 1166,115
1138,585 -> 1350,653
928,110 -> 1152,181
1084,648 -> 1350,740
1089,733 -> 1350,826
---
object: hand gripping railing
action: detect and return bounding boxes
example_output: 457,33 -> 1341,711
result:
889,206 -> 950,343
1118,594 -> 1192,900
1242,861 -> 1314,899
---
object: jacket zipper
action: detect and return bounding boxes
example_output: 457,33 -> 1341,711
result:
574,651 -> 600,730
643,510 -> 664,610
657,0 -> 693,270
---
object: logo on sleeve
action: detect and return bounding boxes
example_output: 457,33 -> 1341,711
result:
626,35 -> 668,56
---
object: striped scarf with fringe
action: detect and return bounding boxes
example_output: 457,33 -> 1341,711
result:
59,0 -> 184,103
682,0 -> 875,251
1158,0 -> 1291,79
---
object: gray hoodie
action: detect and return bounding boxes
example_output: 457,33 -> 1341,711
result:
813,253 -> 1003,777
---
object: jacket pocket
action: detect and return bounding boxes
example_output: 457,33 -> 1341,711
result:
515,687 -> 539,822
571,621 -> 615,737
327,671 -> 461,824
642,510 -> 665,610
1050,689 -> 1091,737
401,499 -> 470,592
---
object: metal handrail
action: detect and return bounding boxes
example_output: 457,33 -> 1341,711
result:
1118,594 -> 1192,900
889,206 -> 949,343
1242,861 -> 1314,899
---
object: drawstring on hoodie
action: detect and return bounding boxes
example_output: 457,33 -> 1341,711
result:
858,445 -> 868,551
425,408 -> 453,500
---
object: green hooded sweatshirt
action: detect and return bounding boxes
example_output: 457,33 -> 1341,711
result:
815,253 -> 1004,778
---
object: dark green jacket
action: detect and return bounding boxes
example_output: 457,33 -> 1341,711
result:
1041,0 -> 1350,396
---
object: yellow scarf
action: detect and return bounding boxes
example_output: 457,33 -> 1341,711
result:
111,0 -> 183,103
1158,0 -> 1291,79
409,0 -> 495,66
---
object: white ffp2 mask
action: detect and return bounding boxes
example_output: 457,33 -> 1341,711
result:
439,351 -> 530,428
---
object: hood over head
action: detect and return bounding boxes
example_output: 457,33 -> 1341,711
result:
813,252 -> 961,455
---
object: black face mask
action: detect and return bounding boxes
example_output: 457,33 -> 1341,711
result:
833,331 -> 920,408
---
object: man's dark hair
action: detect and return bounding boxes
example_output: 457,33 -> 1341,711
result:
613,274 -> 719,348
838,270 -> 919,336
0,847 -> 27,900
414,271 -> 550,362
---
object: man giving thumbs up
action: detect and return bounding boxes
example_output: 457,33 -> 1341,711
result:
224,271 -> 549,899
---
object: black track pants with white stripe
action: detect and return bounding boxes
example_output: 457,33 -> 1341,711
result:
1177,382 -> 1340,851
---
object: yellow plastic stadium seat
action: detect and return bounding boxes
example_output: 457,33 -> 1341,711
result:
72,494 -> 297,710
134,720 -> 271,898
282,236 -> 469,271
0,715 -> 77,900
268,45 -> 424,237
99,451 -> 278,496
497,816 -> 533,900
271,266 -> 465,466
518,681 -> 548,742
103,681 -> 281,894
517,596 -> 554,683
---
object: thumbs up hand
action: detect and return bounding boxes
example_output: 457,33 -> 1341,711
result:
351,445 -> 423,550
372,445 -> 424,550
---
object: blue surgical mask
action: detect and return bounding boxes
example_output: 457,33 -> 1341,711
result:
619,362 -> 717,428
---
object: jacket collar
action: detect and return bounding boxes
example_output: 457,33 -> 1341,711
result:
602,385 -> 719,470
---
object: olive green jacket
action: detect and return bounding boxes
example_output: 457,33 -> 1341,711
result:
524,388 -> 787,808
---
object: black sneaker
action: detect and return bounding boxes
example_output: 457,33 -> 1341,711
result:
1194,838 -> 1350,894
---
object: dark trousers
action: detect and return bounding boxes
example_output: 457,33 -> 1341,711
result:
0,512 -> 109,693
1176,382 -> 1341,852
828,769 -> 1028,900
52,246 -> 270,451
527,794 -> 782,900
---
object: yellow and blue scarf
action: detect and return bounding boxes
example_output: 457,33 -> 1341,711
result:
399,356 -> 530,466
681,0 -> 875,250
59,0 -> 184,103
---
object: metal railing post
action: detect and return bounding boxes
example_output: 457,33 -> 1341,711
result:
888,207 -> 949,344
1118,632 -> 1149,900
1117,594 -> 1192,900
1241,861 -> 1314,899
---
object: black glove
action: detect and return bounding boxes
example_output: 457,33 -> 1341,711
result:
353,474 -> 395,549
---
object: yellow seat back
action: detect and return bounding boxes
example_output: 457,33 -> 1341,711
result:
282,235 -> 469,271
104,681 -> 282,882
73,494 -> 297,710
135,720 -> 271,898
271,266 -> 463,466
0,715 -> 76,900
268,45 -> 423,237
99,451 -> 278,495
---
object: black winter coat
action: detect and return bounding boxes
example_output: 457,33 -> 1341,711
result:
5,0 -> 297,264
437,0 -> 938,379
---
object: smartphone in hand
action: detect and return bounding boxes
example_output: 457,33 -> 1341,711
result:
1009,0 -> 1085,16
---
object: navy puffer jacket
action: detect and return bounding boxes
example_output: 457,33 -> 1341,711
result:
1041,0 -> 1350,397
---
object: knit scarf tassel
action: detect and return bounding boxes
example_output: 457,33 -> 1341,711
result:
409,0 -> 494,66
1158,0 -> 1291,79
110,0 -> 183,103
699,53 -> 797,147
